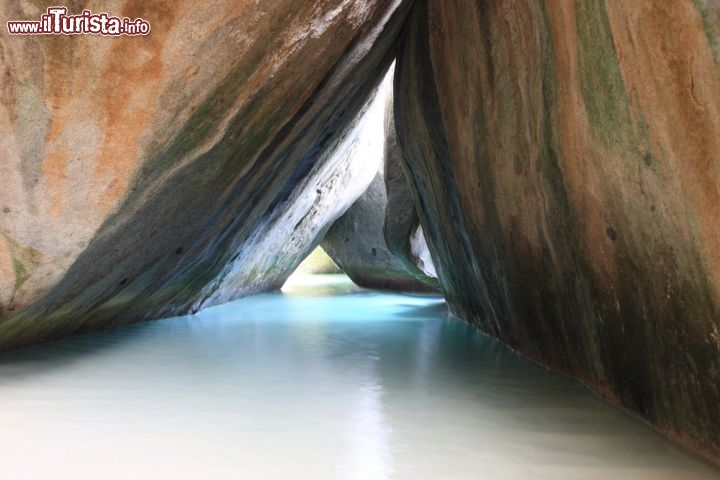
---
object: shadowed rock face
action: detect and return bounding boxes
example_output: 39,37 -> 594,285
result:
322,169 -> 439,292
383,93 -> 438,287
322,72 -> 439,292
395,0 -> 720,462
0,0 -> 413,349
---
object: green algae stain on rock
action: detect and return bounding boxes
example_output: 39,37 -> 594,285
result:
575,1 -> 657,178
694,0 -> 720,68
576,0 -> 635,144
11,257 -> 28,293
1,234 -> 36,294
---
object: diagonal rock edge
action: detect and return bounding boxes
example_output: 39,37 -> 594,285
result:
394,0 -> 720,465
383,94 -> 439,287
321,70 -> 441,293
0,0 -> 415,351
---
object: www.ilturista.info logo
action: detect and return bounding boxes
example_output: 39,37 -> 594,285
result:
7,7 -> 150,36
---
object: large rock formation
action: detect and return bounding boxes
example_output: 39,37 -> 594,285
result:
383,94 -> 438,287
0,0 -> 412,349
2,0 -> 720,465
323,169 -> 439,292
322,73 -> 439,292
395,0 -> 720,461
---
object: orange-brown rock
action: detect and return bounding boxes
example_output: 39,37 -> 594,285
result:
0,0 -> 412,349
395,0 -> 720,462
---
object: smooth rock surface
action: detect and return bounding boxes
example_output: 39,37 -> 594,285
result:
395,0 -> 720,462
0,0 -> 412,349
322,75 -> 438,292
383,96 -> 438,283
323,170 -> 437,292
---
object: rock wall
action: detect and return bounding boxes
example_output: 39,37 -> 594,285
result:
0,0 -> 413,349
395,0 -> 720,461
322,72 -> 439,292
323,169 -> 439,292
383,95 -> 438,286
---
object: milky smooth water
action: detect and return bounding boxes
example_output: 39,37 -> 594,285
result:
0,275 -> 717,480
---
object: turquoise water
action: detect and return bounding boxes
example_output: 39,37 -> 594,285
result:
0,275 -> 717,479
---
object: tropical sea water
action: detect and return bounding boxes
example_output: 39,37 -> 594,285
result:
0,275 -> 717,480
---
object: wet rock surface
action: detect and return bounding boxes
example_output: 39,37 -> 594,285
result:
394,0 -> 720,462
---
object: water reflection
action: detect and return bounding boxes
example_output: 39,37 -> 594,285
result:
0,275 -> 716,479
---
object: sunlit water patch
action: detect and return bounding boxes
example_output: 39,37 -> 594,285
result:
0,275 -> 716,479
